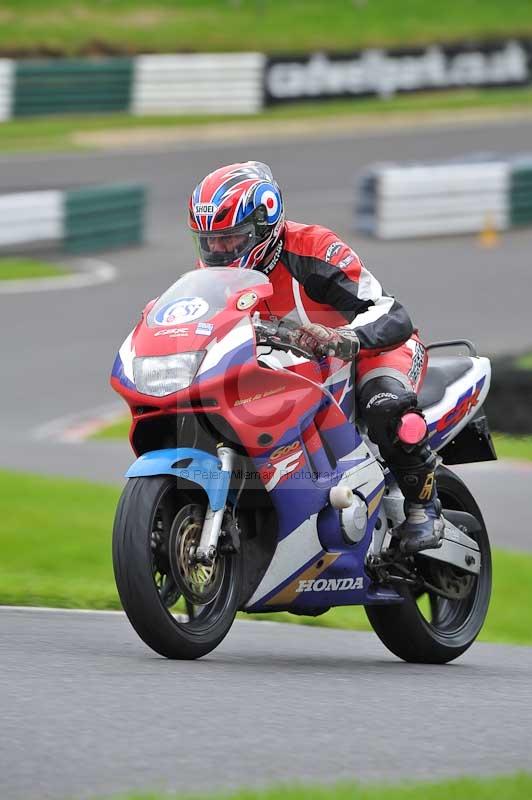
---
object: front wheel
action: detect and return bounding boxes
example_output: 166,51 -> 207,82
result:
112,476 -> 242,659
365,466 -> 492,664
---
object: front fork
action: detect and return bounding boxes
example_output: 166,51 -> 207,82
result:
194,446 -> 237,566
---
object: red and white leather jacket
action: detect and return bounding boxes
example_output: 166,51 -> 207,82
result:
256,220 -> 414,354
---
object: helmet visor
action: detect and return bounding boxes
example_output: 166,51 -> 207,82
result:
192,219 -> 263,268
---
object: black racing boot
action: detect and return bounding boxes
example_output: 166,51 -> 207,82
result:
388,447 -> 445,554
395,497 -> 445,554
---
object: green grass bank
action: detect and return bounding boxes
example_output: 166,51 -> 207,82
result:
92,773 -> 532,800
0,258 -> 68,280
2,468 -> 531,646
2,0 -> 532,55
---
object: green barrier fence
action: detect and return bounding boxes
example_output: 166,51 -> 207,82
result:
14,59 -> 133,117
64,184 -> 145,253
510,161 -> 532,227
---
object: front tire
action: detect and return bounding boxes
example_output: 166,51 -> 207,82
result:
365,466 -> 492,664
112,476 -> 241,659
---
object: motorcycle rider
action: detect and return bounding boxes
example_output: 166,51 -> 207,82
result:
188,161 -> 443,554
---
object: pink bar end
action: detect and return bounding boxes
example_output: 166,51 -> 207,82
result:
397,412 -> 427,445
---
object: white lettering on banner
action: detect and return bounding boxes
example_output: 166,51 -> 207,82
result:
296,577 -> 364,593
266,41 -> 529,100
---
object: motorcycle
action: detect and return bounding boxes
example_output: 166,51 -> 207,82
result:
111,267 -> 495,662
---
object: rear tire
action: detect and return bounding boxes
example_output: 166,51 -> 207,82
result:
113,476 -> 241,659
365,466 -> 492,664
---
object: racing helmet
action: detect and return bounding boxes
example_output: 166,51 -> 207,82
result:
188,161 -> 284,269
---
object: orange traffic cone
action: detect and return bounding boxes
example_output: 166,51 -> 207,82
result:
478,213 -> 499,248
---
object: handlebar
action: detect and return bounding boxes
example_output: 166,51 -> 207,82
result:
253,314 -> 315,360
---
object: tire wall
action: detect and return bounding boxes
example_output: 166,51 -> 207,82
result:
0,185 -> 146,254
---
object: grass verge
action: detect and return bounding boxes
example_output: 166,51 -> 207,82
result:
93,773 -> 532,800
1,469 -> 531,646
0,87 -> 531,153
515,352 -> 532,370
0,257 -> 68,280
92,415 -> 130,441
492,433 -> 532,461
1,0 -> 532,55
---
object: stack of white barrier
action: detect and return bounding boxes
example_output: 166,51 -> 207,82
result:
357,159 -> 511,239
0,192 -> 63,250
0,59 -> 14,121
132,53 -> 265,115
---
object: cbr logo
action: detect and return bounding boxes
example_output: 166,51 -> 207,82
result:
436,378 -> 485,432
296,577 -> 363,593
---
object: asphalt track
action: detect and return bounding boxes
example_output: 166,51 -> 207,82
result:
1,119 -> 532,799
2,607 -> 532,800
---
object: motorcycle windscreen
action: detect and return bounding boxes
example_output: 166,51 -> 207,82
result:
146,268 -> 269,328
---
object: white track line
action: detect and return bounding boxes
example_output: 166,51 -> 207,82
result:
0,257 -> 118,295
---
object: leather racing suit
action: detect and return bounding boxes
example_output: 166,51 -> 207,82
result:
254,220 -> 442,552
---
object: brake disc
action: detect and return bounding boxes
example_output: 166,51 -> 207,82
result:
168,504 -> 225,605
424,559 -> 475,600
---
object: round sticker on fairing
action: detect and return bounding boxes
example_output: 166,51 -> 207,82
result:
154,297 -> 209,326
236,291 -> 258,311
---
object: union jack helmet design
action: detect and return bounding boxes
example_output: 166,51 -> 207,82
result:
188,161 -> 284,269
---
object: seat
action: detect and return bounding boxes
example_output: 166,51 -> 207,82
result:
417,355 -> 474,409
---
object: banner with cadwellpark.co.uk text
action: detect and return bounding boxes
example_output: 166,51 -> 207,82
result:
264,39 -> 532,104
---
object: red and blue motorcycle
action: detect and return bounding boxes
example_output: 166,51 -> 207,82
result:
111,267 -> 494,662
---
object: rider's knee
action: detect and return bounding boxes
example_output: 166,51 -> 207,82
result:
359,376 -> 418,449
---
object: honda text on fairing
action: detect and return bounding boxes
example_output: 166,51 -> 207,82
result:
111,268 -> 495,662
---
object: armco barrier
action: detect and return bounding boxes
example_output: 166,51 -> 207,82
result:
0,191 -> 63,249
65,185 -> 145,253
510,158 -> 532,227
0,185 -> 145,254
0,59 -> 14,121
356,156 -> 532,239
132,53 -> 264,115
0,52 -> 264,119
14,59 -> 133,116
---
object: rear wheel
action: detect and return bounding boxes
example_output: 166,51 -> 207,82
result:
365,466 -> 492,664
112,476 -> 242,659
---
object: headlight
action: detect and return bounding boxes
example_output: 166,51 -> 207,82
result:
133,352 -> 205,397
